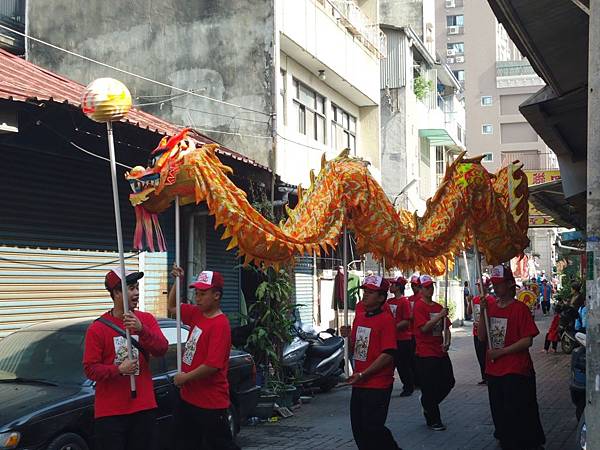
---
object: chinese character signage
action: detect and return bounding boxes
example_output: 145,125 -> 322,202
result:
524,170 -> 561,227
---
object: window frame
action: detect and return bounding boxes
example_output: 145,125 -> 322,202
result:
481,124 -> 494,135
292,78 -> 326,144
482,152 -> 494,162
447,42 -> 465,54
331,103 -> 357,153
481,95 -> 493,106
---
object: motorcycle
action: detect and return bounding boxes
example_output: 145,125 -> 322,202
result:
282,320 -> 345,393
558,304 -> 581,354
570,332 -> 587,449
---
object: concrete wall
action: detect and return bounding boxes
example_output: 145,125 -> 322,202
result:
380,0 -> 423,37
26,0 -> 275,166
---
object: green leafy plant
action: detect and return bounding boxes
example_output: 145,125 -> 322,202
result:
413,75 -> 433,101
555,273 -> 585,304
245,266 -> 295,385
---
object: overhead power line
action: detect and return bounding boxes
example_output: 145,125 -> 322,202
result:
0,23 -> 270,116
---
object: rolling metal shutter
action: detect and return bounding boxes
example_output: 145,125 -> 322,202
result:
0,246 -> 139,337
205,217 -> 241,325
139,251 -> 168,318
294,256 -> 314,326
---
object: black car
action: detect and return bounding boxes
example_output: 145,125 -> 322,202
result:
0,317 -> 259,450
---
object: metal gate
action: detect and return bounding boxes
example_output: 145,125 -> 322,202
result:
0,246 -> 139,337
294,257 -> 315,326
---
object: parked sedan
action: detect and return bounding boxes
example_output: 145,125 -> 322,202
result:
0,317 -> 259,450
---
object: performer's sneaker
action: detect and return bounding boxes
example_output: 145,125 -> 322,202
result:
428,423 -> 447,431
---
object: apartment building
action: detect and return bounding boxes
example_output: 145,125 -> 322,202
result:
434,0 -> 561,277
379,0 -> 465,214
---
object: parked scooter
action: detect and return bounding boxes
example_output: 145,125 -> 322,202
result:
558,303 -> 581,354
282,318 -> 345,393
570,332 -> 587,449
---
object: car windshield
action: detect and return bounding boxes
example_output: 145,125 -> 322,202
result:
0,329 -> 86,385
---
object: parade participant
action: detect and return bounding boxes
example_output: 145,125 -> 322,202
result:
413,274 -> 454,431
83,269 -> 168,450
387,276 -> 414,396
407,274 -> 421,386
344,275 -> 401,450
168,265 -> 239,450
463,281 -> 472,320
468,278 -> 495,385
478,265 -> 545,450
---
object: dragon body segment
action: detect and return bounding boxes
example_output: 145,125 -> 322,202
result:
126,130 -> 529,275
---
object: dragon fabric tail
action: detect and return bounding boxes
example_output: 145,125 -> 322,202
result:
134,205 -> 166,252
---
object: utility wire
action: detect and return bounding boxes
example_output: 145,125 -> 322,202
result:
0,23 -> 270,116
37,120 -> 133,169
0,253 -> 139,271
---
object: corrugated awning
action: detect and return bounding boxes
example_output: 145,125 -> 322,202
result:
418,128 -> 460,147
529,179 -> 586,230
0,48 -> 272,172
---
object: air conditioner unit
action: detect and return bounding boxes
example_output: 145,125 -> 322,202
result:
446,0 -> 456,7
447,26 -> 459,35
446,49 -> 456,56
447,57 -> 455,64
455,55 -> 465,63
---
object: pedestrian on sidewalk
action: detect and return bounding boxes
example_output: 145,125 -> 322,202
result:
468,278 -> 496,385
83,269 -> 169,450
463,281 -> 472,321
478,265 -> 545,450
543,303 -> 560,353
413,274 -> 455,431
540,279 -> 552,315
168,266 -> 240,450
343,275 -> 401,450
387,276 -> 414,397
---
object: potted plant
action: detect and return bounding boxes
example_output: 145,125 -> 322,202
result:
245,266 -> 296,415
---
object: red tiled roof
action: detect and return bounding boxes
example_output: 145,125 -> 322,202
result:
0,48 -> 271,171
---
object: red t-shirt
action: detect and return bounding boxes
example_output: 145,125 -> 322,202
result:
407,293 -> 422,335
180,304 -> 231,409
350,309 -> 397,389
83,310 -> 168,418
386,296 -> 412,341
355,300 -> 392,316
413,299 -> 451,358
472,295 -> 496,337
485,300 -> 539,377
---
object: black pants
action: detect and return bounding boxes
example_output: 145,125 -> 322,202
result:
487,374 -> 545,450
474,335 -> 487,381
176,399 -> 240,450
542,300 -> 550,314
544,335 -> 558,351
94,409 -> 157,450
395,339 -> 414,392
350,387 -> 400,450
410,336 -> 418,387
415,355 -> 455,425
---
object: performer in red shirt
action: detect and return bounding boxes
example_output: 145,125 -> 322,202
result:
478,265 -> 545,450
344,275 -> 401,450
83,269 -> 168,450
413,274 -> 455,431
387,276 -> 414,396
168,266 -> 239,450
469,278 -> 496,385
407,274 -> 421,387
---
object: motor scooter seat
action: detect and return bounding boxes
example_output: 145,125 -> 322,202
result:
308,336 -> 344,357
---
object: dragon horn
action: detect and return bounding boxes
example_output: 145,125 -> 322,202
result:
321,153 -> 327,171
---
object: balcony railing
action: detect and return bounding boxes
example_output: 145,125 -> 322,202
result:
0,0 -> 25,54
318,0 -> 386,58
496,60 -> 537,77
501,151 -> 559,171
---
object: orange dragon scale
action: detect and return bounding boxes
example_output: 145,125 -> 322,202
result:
126,129 -> 529,275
